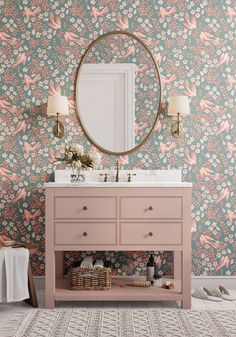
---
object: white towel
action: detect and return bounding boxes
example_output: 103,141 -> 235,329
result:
93,259 -> 104,269
0,247 -> 29,302
80,256 -> 93,269
0,249 -> 6,302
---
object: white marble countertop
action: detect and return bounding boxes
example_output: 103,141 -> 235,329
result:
44,182 -> 192,188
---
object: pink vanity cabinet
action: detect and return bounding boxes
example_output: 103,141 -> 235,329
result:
44,183 -> 192,309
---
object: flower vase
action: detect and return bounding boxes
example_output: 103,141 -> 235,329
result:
71,170 -> 85,182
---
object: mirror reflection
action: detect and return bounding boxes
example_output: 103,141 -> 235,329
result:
76,32 -> 162,154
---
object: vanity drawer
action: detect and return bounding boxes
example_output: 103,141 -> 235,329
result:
55,197 -> 116,219
55,222 -> 117,245
120,197 -> 182,219
120,222 -> 182,245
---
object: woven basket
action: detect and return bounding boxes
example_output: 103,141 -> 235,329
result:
69,267 -> 112,291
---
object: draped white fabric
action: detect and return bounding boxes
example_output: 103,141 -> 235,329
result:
0,247 -> 29,302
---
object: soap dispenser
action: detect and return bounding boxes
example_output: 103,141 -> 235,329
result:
146,254 -> 156,283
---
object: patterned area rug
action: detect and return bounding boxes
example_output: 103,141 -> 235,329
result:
2,309 -> 236,337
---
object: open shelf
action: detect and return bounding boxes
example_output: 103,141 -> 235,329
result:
55,277 -> 182,302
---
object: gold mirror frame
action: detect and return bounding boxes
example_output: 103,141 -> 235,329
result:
75,31 -> 163,156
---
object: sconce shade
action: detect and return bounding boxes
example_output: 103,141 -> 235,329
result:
168,95 -> 190,116
47,96 -> 69,116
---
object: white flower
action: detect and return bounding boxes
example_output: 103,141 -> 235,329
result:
66,152 -> 73,160
60,144 -> 67,153
73,161 -> 82,170
70,143 -> 84,154
90,151 -> 101,166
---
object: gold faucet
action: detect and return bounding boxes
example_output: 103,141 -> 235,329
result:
115,160 -> 120,182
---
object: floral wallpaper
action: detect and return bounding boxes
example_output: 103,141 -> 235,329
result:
0,0 -> 235,277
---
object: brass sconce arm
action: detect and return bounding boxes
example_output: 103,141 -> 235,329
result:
53,113 -> 65,139
171,112 -> 181,138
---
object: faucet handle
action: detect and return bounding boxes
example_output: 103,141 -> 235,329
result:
127,173 -> 136,182
100,173 -> 109,182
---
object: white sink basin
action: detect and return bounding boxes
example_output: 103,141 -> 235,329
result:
46,169 -> 192,188
55,169 -> 182,183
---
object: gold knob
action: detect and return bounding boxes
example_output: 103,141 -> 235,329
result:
148,232 -> 153,236
83,206 -> 87,211
148,206 -> 153,211
83,232 -> 87,237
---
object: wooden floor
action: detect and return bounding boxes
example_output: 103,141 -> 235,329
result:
0,288 -> 236,334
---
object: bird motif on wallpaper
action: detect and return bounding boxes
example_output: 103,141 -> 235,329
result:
23,7 -> 41,19
12,53 -> 27,68
159,7 -> 176,20
13,188 -> 27,204
24,209 -> 41,225
199,99 -> 219,113
159,142 -> 176,156
24,74 -> 41,89
0,31 -> 16,46
226,74 -> 236,86
90,7 -> 109,21
0,99 -> 16,113
226,143 -> 236,154
199,235 -> 220,249
216,188 -> 230,203
133,32 -> 154,47
199,31 -> 220,46
162,74 -> 176,85
216,121 -> 230,135
215,256 -> 230,272
116,13 -> 129,29
23,142 -> 40,158
135,64 -> 148,75
215,52 -> 230,68
184,149 -> 196,166
226,211 -> 236,224
0,167 -> 16,181
12,121 -> 27,136
135,122 -> 147,133
184,13 -> 196,30
199,167 -> 219,181
154,52 -> 162,66
49,148 -> 64,164
48,80 -> 61,96
48,13 -> 61,30
64,32 -> 87,46
184,81 -> 196,97
124,46 -> 135,59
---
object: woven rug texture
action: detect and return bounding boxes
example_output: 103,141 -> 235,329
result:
2,309 -> 236,337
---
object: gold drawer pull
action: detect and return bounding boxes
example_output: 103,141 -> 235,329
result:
83,206 -> 87,211
83,232 -> 87,237
148,232 -> 153,237
148,206 -> 153,211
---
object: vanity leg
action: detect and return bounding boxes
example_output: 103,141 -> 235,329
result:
181,250 -> 191,309
45,251 -> 55,309
56,251 -> 64,278
45,189 -> 55,309
174,251 -> 181,281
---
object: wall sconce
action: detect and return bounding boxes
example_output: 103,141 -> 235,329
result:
167,95 -> 190,138
47,96 -> 69,138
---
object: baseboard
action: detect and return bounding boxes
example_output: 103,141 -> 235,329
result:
34,276 -> 236,290
191,276 -> 236,289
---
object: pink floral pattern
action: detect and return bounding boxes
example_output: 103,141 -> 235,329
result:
0,0 -> 235,276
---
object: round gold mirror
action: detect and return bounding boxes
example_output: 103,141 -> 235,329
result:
75,31 -> 162,156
